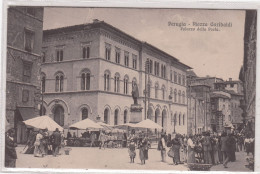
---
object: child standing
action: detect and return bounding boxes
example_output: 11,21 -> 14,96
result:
128,139 -> 136,163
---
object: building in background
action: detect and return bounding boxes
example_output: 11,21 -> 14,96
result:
6,7 -> 44,143
239,10 -> 257,136
41,20 -> 191,134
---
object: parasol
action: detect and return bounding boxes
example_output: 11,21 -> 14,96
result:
135,119 -> 162,129
69,118 -> 103,130
23,115 -> 63,131
113,123 -> 136,129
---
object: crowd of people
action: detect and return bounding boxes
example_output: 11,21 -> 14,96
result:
126,130 -> 255,169
24,128 -> 64,157
5,126 -> 255,169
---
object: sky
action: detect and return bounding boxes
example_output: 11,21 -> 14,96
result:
43,8 -> 245,81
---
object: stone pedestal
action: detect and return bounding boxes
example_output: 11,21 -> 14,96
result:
130,104 -> 143,123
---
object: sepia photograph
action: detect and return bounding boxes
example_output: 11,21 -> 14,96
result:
3,5 -> 257,172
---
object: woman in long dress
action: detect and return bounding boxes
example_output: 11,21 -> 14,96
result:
171,135 -> 181,165
34,130 -> 43,157
139,134 -> 149,165
187,135 -> 195,163
128,139 -> 136,163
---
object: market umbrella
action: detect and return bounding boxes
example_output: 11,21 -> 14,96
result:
135,119 -> 162,129
97,122 -> 112,130
111,128 -> 125,133
113,123 -> 136,129
23,115 -> 63,131
69,118 -> 103,130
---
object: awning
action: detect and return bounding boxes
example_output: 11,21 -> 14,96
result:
17,107 -> 36,121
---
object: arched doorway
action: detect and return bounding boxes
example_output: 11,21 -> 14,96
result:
162,109 -> 167,130
53,105 -> 64,126
104,108 -> 110,124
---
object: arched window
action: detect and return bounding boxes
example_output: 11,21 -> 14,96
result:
174,89 -> 177,102
178,90 -> 181,103
179,114 -> 181,126
104,71 -> 110,91
124,110 -> 127,123
81,71 -> 91,90
55,73 -> 64,92
41,75 -> 46,93
155,83 -> 159,99
82,108 -> 88,120
114,73 -> 120,93
123,75 -> 129,94
183,114 -> 185,125
182,91 -> 185,104
114,109 -> 119,125
83,46 -> 90,59
174,113 -> 177,126
162,85 -> 165,100
104,108 -> 109,124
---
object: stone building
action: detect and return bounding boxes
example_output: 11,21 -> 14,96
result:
6,7 -> 44,143
239,10 -> 257,135
214,79 -> 244,130
41,20 -> 191,134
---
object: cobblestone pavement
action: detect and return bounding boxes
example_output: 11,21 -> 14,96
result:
14,145 -> 253,172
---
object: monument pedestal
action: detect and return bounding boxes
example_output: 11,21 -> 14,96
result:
130,104 -> 143,123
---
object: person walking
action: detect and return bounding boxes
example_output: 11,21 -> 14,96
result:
222,133 -> 232,168
90,132 -> 96,147
244,136 -> 251,156
160,133 -> 166,162
139,133 -> 149,165
229,133 -> 236,162
99,130 -> 106,149
213,135 -> 220,165
5,128 -> 17,167
128,139 -> 136,163
187,135 -> 195,164
202,132 -> 212,164
34,130 -> 43,157
51,128 -> 61,157
171,134 -> 181,165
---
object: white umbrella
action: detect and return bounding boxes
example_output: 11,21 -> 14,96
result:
69,118 -> 103,130
97,122 -> 112,130
23,115 -> 63,131
111,128 -> 125,133
113,123 -> 136,129
135,119 -> 163,129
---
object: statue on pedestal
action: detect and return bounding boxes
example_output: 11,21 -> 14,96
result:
131,82 -> 139,105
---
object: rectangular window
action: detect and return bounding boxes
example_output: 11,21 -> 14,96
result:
174,72 -> 177,83
115,49 -> 120,64
178,74 -> 181,84
182,75 -> 186,86
22,90 -> 29,103
124,52 -> 129,67
157,62 -> 160,76
24,29 -> 34,52
105,43 -> 111,60
83,46 -> 90,59
132,54 -> 137,69
154,61 -> 157,75
22,61 -> 32,83
56,49 -> 63,62
149,60 -> 153,74
170,71 -> 173,81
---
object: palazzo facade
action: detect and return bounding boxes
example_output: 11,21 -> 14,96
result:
41,20 -> 191,134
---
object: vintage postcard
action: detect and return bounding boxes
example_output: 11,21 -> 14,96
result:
1,3 -> 258,173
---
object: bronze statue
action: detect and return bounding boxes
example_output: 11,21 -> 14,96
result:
132,82 -> 139,105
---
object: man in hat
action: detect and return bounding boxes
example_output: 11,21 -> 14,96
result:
5,128 -> 17,167
51,128 -> 61,157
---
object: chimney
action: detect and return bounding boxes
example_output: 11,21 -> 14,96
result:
229,78 -> 232,81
